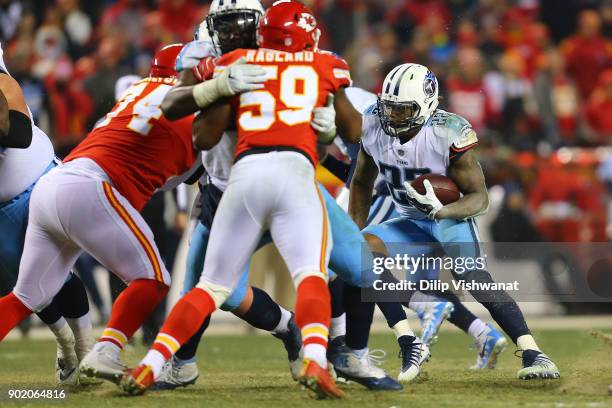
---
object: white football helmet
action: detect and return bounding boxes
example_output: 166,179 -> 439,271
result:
206,0 -> 264,54
377,63 -> 439,138
194,19 -> 212,42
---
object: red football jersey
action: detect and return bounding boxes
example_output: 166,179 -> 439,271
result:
214,48 -> 352,165
65,77 -> 196,211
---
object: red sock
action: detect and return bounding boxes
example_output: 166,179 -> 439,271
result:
295,276 -> 331,349
99,279 -> 168,348
0,292 -> 33,340
151,288 -> 216,360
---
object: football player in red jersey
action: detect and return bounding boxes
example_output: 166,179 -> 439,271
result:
123,1 -> 361,399
0,44 -> 197,385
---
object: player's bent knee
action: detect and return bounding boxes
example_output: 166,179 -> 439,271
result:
196,280 -> 232,308
220,287 -> 247,312
293,269 -> 328,287
364,233 -> 388,256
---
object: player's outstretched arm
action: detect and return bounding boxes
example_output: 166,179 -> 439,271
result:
0,74 -> 32,148
161,69 -> 202,121
349,146 -> 378,229
192,99 -> 231,151
438,149 -> 489,220
334,87 -> 362,144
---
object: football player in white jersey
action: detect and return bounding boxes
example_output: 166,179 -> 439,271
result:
329,90 -> 509,370
350,63 -> 560,380
0,43 -> 93,385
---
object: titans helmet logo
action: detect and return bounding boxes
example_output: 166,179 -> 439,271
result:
423,70 -> 437,98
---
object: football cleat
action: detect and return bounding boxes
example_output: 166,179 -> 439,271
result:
151,357 -> 199,390
516,350 -> 560,380
326,335 -> 348,383
398,336 -> 429,383
298,359 -> 344,399
326,335 -> 346,366
55,356 -> 79,386
332,348 -> 402,391
470,324 -> 507,370
120,364 -> 154,395
79,343 -> 127,385
416,301 -> 454,345
55,333 -> 79,386
55,326 -> 79,385
272,314 -> 303,381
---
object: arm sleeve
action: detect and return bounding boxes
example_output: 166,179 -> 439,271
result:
446,115 -> 479,164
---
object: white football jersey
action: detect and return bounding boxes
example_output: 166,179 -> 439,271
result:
361,108 -> 478,219
175,39 -> 238,191
334,87 -> 377,156
0,42 -> 55,202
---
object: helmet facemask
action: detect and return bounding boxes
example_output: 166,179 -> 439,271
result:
207,10 -> 260,54
377,97 -> 426,139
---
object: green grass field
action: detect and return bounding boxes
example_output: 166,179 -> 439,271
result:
1,329 -> 611,408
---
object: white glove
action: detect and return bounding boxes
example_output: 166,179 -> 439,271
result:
404,179 -> 443,220
312,95 -> 336,144
175,40 -> 214,71
225,57 -> 267,95
192,57 -> 266,108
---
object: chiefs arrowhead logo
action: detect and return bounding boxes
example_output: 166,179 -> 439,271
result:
297,13 -> 316,32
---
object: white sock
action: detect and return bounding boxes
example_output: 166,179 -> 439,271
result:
67,315 -> 94,360
48,317 -> 67,331
94,339 -> 121,355
468,319 -> 489,341
304,343 -> 327,368
517,335 -> 540,352
408,301 -> 427,316
350,347 -> 368,358
329,313 -> 346,339
409,291 -> 438,307
273,307 -> 292,333
392,319 -> 415,339
66,314 -> 92,331
48,319 -> 73,354
141,349 -> 167,379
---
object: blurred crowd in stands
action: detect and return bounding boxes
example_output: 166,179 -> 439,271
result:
1,0 -> 611,245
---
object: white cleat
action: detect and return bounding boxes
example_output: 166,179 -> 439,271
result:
470,324 -> 508,370
55,338 -> 79,386
398,337 -> 429,383
333,349 -> 403,390
152,358 -> 199,390
79,343 -> 126,385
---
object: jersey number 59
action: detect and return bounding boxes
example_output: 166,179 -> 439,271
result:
238,66 -> 319,131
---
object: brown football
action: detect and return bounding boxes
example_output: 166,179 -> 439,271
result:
411,173 -> 460,205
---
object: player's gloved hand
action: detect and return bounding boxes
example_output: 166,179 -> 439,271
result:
224,57 -> 267,95
312,95 -> 336,144
175,40 -> 214,71
192,57 -> 266,108
404,179 -> 443,220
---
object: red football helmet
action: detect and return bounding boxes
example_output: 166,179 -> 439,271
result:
257,1 -> 320,53
150,43 -> 184,78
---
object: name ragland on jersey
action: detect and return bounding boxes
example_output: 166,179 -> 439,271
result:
361,108 -> 478,219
